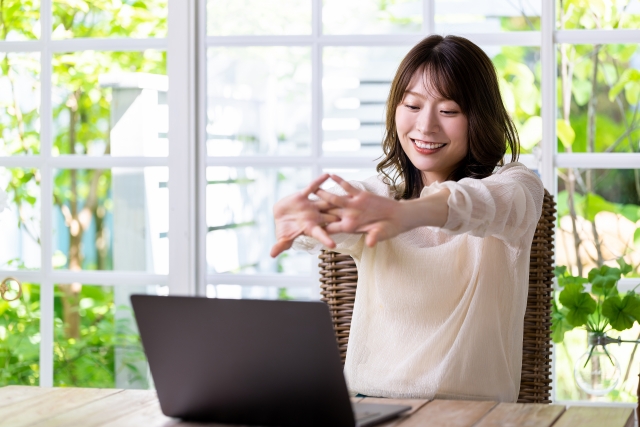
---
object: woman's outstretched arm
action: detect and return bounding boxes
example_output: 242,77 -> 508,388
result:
318,163 -> 543,246
270,173 -> 340,258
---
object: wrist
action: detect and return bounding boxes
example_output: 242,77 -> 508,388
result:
400,188 -> 450,229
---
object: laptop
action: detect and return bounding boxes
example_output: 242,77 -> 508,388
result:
131,295 -> 411,427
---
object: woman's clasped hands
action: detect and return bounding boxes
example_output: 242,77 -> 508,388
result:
270,173 -> 416,258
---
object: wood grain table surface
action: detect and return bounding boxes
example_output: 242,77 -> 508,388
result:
0,386 -> 635,427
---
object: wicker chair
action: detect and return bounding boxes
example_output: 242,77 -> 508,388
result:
319,190 -> 556,404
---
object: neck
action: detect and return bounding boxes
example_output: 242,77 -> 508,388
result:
421,171 -> 447,187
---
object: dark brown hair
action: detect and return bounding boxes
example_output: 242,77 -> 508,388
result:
377,34 -> 520,200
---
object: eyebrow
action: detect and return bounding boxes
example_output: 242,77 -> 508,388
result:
404,90 -> 452,103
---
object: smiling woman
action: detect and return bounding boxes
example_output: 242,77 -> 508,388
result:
271,34 -> 544,402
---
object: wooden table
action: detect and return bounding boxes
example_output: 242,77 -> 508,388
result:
0,385 -> 635,427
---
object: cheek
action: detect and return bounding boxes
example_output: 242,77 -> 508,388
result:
395,107 -> 411,134
449,117 -> 468,148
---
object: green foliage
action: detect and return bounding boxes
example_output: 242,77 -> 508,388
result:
588,265 -> 621,296
601,293 -> 640,331
0,0 -> 165,388
552,259 -> 640,343
0,0 -> 39,41
493,46 -> 541,154
277,288 -> 294,301
556,42 -> 640,154
0,284 -> 147,388
559,283 -> 596,326
558,0 -> 640,30
53,286 -> 147,388
0,283 -> 40,386
52,0 -> 167,39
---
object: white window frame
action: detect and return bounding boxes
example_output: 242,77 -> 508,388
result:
0,0 -> 195,387
199,0 -> 640,406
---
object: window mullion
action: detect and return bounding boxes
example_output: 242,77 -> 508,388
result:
39,0 -> 54,389
424,0 -> 435,35
196,0 -> 208,297
168,0 -> 197,296
541,0 -> 556,194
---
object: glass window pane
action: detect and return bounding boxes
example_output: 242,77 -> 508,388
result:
52,0 -> 167,39
207,0 -> 311,35
321,168 -> 378,188
54,284 -> 162,388
557,0 -> 640,30
557,44 -> 640,153
493,46 -> 541,155
206,167 -> 312,275
206,284 -> 311,301
323,46 -> 410,159
323,46 -> 541,157
52,50 -> 167,157
0,167 -> 41,270
556,168 -> 639,277
53,167 -> 169,273
0,53 -> 40,156
436,0 -> 541,32
0,282 -> 40,386
0,1 -> 40,41
323,0 -> 422,34
207,47 -> 311,156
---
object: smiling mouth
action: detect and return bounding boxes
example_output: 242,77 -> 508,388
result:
411,139 -> 447,152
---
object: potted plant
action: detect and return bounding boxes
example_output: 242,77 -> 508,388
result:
552,258 -> 640,396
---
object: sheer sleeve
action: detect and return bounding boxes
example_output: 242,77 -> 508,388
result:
420,162 -> 544,243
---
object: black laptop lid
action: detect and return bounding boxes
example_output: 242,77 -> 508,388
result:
131,295 -> 355,427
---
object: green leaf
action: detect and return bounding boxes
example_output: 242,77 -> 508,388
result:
617,258 -> 633,276
555,191 -> 585,218
580,193 -> 617,222
554,265 -> 568,278
626,83 -> 640,105
559,283 -> 597,326
602,294 -> 640,331
588,265 -> 621,296
519,116 -> 543,150
635,227 -> 640,248
571,78 -> 592,106
620,205 -> 640,223
551,302 -> 573,343
558,275 -> 588,289
609,69 -> 640,101
557,119 -> 575,149
498,77 -> 516,114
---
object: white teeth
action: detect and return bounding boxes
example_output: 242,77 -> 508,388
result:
414,140 -> 445,150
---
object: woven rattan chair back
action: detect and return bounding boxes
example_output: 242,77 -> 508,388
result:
319,189 -> 556,404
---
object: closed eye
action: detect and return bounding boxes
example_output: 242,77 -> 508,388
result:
405,104 -> 419,110
440,110 -> 458,115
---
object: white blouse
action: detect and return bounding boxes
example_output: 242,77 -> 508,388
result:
293,162 -> 544,402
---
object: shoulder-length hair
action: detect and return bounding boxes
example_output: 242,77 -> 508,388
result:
377,34 -> 520,200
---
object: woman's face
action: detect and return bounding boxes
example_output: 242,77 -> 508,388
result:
395,71 -> 469,185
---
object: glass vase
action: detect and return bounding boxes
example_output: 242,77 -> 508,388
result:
574,332 -> 621,396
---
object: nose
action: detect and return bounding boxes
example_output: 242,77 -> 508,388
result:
415,107 -> 439,135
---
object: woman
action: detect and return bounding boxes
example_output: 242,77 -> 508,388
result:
270,35 -> 543,402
